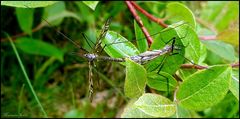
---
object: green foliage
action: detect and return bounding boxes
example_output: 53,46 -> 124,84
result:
15,37 -> 64,62
82,1 -> 99,11
16,8 -> 34,35
1,1 -> 58,8
166,2 -> 196,29
121,94 -> 176,117
124,59 -> 147,98
101,31 -> 140,58
202,40 -> 236,62
177,65 -> 231,111
1,1 -> 238,118
147,71 -> 177,91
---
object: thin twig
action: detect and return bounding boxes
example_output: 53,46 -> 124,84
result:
181,62 -> 239,69
125,1 -> 153,46
130,1 -> 168,28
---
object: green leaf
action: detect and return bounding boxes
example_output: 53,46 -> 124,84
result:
134,93 -> 176,117
174,22 -> 201,63
200,1 -> 226,22
134,20 -> 148,53
15,37 -> 64,62
101,31 -> 140,58
202,40 -> 236,62
82,1 -> 99,10
121,100 -> 154,118
230,69 -> 239,100
147,71 -> 177,91
146,22 -> 185,75
214,2 -> 239,31
42,10 -> 81,27
177,65 -> 231,111
171,105 -> 191,118
200,1 -> 239,32
166,2 -> 196,29
198,42 -> 207,64
16,8 -> 34,35
124,59 -> 147,98
42,1 -> 66,26
1,1 -> 58,8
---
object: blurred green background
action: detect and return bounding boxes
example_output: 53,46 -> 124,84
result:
1,1 -> 239,118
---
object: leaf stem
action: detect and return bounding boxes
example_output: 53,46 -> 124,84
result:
130,1 -> 168,28
125,1 -> 153,46
180,62 -> 239,69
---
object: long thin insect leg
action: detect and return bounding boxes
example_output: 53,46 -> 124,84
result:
82,33 -> 94,51
155,55 -> 170,96
88,61 -> 94,102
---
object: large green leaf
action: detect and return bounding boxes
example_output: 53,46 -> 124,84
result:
42,1 -> 66,26
134,20 -> 148,53
101,31 -> 140,58
15,37 -> 64,62
147,71 -> 177,91
121,100 -> 154,118
146,22 -> 185,75
134,93 -> 176,117
166,2 -> 196,29
1,1 -> 58,8
82,1 -> 99,10
174,22 -> 201,63
202,40 -> 236,62
177,65 -> 231,111
124,59 -> 147,98
16,8 -> 34,35
230,69 -> 239,100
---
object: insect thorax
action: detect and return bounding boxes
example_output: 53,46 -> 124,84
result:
84,53 -> 98,61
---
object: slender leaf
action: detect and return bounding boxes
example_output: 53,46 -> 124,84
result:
43,1 -> 66,26
124,59 -> 147,98
82,1 -> 99,10
1,1 -> 58,8
177,65 -> 232,111
5,33 -> 48,117
230,69 -> 239,100
134,20 -> 148,53
15,37 -> 64,62
16,8 -> 34,35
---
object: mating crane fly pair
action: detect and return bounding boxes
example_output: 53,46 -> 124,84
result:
41,15 -> 187,102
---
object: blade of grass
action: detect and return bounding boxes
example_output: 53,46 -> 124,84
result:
5,33 -> 48,117
18,84 -> 25,116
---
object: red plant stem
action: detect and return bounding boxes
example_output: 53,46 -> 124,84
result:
199,35 -> 217,40
130,1 -> 168,28
125,1 -> 153,46
181,62 -> 239,70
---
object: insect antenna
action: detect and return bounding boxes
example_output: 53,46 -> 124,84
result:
23,5 -> 89,54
